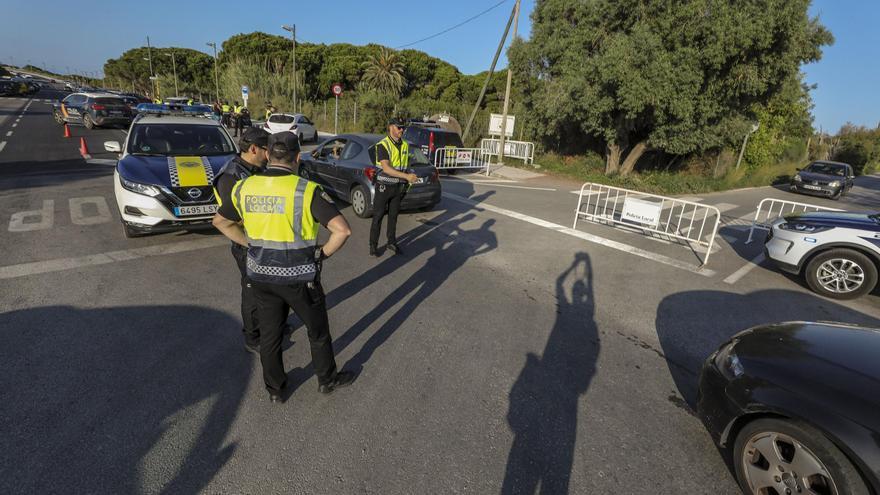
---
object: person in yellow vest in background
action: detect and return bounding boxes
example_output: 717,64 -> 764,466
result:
232,101 -> 245,137
368,117 -> 418,257
153,96 -> 162,104
264,102 -> 276,122
187,96 -> 194,106
221,100 -> 231,127
213,132 -> 356,404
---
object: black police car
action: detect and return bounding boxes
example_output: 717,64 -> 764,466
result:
52,92 -> 132,129
698,321 -> 880,494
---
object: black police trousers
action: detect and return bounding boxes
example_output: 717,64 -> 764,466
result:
251,280 -> 339,395
369,182 -> 406,248
231,244 -> 260,348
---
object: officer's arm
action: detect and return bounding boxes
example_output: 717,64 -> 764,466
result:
379,160 -> 418,182
321,215 -> 351,258
212,213 -> 248,247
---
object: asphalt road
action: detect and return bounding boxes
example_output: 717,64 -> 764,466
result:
2,88 -> 879,494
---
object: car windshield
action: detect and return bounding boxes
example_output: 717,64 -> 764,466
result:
269,115 -> 295,124
804,163 -> 846,176
95,97 -> 125,106
127,123 -> 235,156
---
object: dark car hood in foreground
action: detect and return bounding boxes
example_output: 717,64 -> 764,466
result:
117,154 -> 233,186
784,211 -> 880,231
734,322 -> 880,429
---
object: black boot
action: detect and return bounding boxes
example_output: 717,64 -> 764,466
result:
369,245 -> 379,257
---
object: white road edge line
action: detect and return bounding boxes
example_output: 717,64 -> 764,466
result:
442,192 -> 715,277
0,237 -> 228,280
470,183 -> 557,191
723,253 -> 766,285
5,131 -> 11,137
0,141 -> 6,152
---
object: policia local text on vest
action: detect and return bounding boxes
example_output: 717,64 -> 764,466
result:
369,117 -> 419,257
213,131 -> 356,403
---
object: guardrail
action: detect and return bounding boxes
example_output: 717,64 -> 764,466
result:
573,183 -> 722,266
744,198 -> 843,244
433,147 -> 491,176
480,138 -> 535,165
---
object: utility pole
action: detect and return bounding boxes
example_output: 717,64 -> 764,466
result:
282,25 -> 297,113
498,0 -> 520,165
207,42 -> 220,102
735,123 -> 760,170
146,36 -> 156,98
462,1 -> 517,143
165,51 -> 178,96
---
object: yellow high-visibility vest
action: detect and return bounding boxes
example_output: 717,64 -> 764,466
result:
221,104 -> 231,112
231,171 -> 320,284
375,136 -> 409,170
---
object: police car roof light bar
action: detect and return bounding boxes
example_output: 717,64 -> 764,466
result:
135,103 -> 214,117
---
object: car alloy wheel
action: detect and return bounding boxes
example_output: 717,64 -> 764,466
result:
350,185 -> 371,218
53,111 -> 64,124
740,431 -> 838,495
816,258 -> 864,294
83,114 -> 94,130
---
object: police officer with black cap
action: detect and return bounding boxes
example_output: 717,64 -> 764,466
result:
213,127 -> 282,354
213,132 -> 356,403
369,117 -> 418,257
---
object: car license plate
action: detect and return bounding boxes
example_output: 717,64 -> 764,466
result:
173,204 -> 217,217
415,177 -> 426,184
803,184 -> 821,190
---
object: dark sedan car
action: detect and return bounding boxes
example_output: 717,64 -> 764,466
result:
790,161 -> 855,200
698,322 -> 879,494
53,92 -> 132,129
298,133 -> 441,218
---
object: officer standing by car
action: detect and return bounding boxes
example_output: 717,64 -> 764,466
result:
221,100 -> 232,127
213,132 -> 356,403
369,117 -> 418,257
212,127 -> 275,354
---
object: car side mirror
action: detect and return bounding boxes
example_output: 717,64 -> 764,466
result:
104,141 -> 121,153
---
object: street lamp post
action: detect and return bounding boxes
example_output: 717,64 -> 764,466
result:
146,36 -> 156,98
281,24 -> 296,113
207,42 -> 220,103
164,51 -> 178,96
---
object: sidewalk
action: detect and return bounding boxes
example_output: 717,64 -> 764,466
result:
488,162 -> 545,180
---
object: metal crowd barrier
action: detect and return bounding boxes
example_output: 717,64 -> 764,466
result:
573,183 -> 722,266
480,138 -> 535,165
433,147 -> 491,176
744,198 -> 842,244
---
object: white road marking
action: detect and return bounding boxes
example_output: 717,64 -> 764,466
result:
471,182 -> 557,191
0,141 -> 6,152
723,253 -> 767,285
678,196 -> 703,203
447,177 -> 518,184
5,131 -> 12,137
69,197 -> 112,225
11,123 -> 17,128
0,237 -> 228,280
8,200 -> 54,232
443,192 -> 715,276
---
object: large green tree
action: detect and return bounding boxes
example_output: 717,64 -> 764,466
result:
104,47 -> 214,97
510,0 -> 833,176
360,47 -> 407,97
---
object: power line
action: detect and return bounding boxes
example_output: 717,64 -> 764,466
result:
395,0 -> 510,49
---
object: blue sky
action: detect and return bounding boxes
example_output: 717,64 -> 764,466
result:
1,0 -> 876,133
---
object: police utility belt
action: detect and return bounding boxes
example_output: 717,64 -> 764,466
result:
375,172 -> 405,185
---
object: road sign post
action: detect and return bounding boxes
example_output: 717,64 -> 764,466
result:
241,85 -> 249,108
331,83 -> 343,135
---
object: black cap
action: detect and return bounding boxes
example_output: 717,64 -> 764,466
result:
268,131 -> 301,159
239,127 -> 269,148
387,117 -> 406,127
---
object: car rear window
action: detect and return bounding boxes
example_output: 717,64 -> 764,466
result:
433,131 -> 464,148
269,115 -> 295,124
95,98 -> 126,106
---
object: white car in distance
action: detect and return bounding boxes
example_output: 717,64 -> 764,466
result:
264,113 -> 318,143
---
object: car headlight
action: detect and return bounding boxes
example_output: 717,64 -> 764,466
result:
120,176 -> 161,197
793,174 -> 802,182
828,180 -> 840,187
713,340 -> 744,380
778,222 -> 832,233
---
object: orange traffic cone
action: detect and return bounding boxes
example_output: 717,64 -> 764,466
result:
79,137 -> 90,158
63,124 -> 71,138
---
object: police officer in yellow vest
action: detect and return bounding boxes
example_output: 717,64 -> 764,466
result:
221,100 -> 231,127
214,132 -> 356,403
369,117 -> 418,257
232,101 -> 245,137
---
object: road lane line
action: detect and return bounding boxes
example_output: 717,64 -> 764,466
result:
0,237 -> 228,280
723,253 -> 766,285
470,183 -> 557,191
442,192 -> 715,276
0,141 -> 6,152
12,123 -> 17,128
5,131 -> 11,137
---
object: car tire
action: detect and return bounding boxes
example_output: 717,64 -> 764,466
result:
121,221 -> 141,239
83,114 -> 95,130
53,110 -> 64,125
804,248 -> 878,300
733,418 -> 869,495
350,185 -> 372,218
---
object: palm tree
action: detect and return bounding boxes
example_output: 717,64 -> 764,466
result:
361,47 -> 407,97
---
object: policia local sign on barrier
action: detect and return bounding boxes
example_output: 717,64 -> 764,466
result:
621,197 -> 662,228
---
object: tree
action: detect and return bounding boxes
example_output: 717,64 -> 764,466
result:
360,47 -> 407,97
510,0 -> 833,176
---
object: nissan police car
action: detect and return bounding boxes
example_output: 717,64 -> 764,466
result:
106,103 -> 237,237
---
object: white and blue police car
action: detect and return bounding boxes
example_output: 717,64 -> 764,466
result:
765,210 -> 880,299
106,104 -> 237,238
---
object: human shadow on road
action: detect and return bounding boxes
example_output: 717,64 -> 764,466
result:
501,253 -> 599,495
282,203 -> 498,396
0,305 -> 251,495
655,289 -> 880,408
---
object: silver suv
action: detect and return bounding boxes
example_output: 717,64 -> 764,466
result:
765,211 -> 880,299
